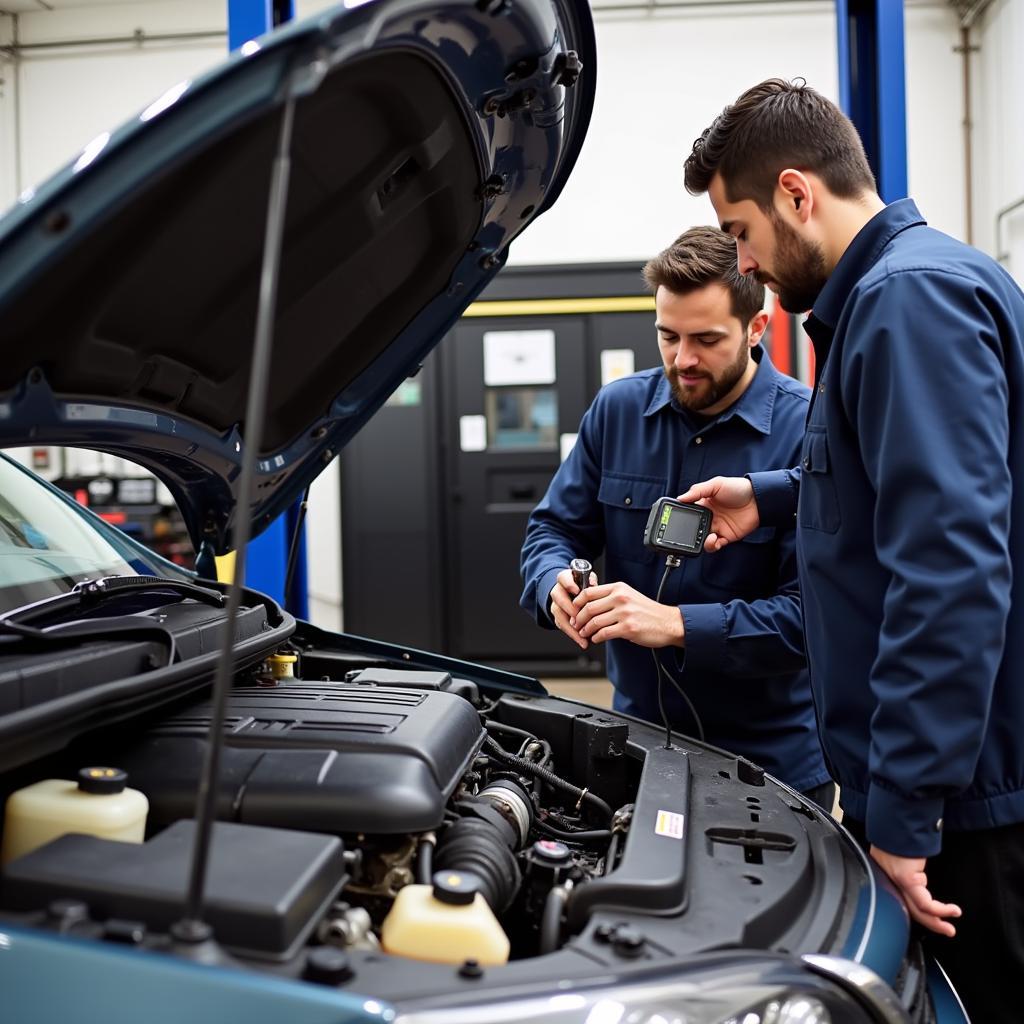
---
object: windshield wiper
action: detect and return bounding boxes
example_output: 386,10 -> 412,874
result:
0,574 -> 225,628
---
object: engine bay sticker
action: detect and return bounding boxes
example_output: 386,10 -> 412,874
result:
655,809 -> 685,839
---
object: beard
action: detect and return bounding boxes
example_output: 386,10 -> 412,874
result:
667,341 -> 750,413
757,214 -> 828,314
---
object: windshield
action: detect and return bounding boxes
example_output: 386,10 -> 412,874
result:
0,456 -> 162,614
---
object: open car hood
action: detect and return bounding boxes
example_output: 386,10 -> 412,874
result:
0,0 -> 594,556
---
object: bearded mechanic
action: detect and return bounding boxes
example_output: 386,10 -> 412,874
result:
520,225 -> 831,806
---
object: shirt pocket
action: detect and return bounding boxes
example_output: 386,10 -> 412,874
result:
798,426 -> 841,533
701,525 -> 778,596
598,472 -> 668,565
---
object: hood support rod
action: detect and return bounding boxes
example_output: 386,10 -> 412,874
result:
172,86 -> 297,946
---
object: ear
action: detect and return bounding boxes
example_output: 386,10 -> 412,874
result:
747,310 -> 769,346
777,169 -> 813,223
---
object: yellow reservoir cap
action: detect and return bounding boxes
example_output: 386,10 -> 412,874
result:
266,653 -> 298,679
1,774 -> 148,865
381,874 -> 510,965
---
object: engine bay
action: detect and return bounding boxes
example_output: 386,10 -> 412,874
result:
0,621 -> 865,999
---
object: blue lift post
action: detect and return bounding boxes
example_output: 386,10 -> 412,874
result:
835,0 -> 908,203
225,0 -> 309,619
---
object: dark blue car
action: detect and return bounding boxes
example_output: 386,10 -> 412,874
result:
0,2 -> 967,1021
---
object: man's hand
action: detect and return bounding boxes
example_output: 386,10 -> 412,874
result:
870,846 -> 962,937
676,476 -> 761,551
571,581 -> 684,649
549,568 -> 597,649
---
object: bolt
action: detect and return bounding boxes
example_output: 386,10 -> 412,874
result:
611,927 -> 645,958
459,958 -> 484,979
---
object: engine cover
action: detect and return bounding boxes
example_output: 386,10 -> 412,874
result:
113,682 -> 485,834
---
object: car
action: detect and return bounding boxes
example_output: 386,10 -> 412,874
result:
0,2 -> 967,1022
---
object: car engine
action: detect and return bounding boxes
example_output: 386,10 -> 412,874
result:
0,626 -> 866,1000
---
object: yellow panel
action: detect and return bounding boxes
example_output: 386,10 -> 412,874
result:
462,296 -> 655,318
215,551 -> 236,583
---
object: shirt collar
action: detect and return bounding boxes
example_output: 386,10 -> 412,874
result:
811,198 -> 927,328
644,346 -> 779,436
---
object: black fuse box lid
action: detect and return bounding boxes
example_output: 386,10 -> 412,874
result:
1,820 -> 346,961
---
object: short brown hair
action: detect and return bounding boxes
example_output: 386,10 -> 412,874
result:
683,78 -> 876,209
643,225 -> 765,325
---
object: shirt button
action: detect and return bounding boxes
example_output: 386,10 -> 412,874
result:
803,456 -> 811,470
935,818 -> 944,832
695,437 -> 703,445
624,497 -> 632,506
818,382 -> 825,394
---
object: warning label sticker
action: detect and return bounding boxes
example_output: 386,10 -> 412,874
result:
654,809 -> 685,839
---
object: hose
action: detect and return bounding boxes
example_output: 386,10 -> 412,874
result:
535,819 -> 612,842
415,834 -> 434,884
539,885 -> 570,954
605,832 -> 621,875
484,737 -> 613,824
484,720 -> 552,766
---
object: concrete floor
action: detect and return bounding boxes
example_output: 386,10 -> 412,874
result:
540,676 -> 613,707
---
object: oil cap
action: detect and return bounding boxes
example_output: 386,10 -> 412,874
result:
77,767 -> 128,795
432,870 -> 481,906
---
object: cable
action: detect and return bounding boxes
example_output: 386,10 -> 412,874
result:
651,556 -> 705,748
483,737 -> 613,824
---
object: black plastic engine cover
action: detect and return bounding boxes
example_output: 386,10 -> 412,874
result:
114,682 -> 484,834
1,820 -> 345,960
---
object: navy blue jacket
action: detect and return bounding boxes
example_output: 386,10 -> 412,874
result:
521,351 -> 828,792
751,200 -> 1024,856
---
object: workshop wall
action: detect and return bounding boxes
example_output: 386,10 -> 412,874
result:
0,0 -> 1019,632
975,0 -> 1024,279
0,1 -> 1014,267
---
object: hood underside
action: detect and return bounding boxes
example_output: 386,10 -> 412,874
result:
0,0 -> 595,555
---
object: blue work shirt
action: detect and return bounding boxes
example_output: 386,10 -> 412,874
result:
520,350 -> 828,792
751,199 -> 1024,856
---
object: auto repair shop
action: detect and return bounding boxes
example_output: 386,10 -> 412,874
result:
0,1 -> 1021,1021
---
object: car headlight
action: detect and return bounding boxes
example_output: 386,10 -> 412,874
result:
394,976 -> 846,1024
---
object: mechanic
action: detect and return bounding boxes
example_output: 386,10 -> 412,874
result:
519,225 -> 832,807
679,78 -> 1024,1020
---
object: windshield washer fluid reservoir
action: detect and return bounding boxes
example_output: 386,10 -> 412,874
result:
2,767 -> 148,864
381,870 -> 509,965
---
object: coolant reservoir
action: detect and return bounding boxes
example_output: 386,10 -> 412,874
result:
381,871 -> 510,965
1,767 -> 148,864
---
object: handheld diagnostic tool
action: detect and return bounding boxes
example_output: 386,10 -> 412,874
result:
643,497 -> 712,559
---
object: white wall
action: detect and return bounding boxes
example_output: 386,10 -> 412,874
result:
0,1 -> 225,207
975,0 -> 1024,285
511,1 -> 838,264
904,1 -> 966,243
0,0 -> 1018,629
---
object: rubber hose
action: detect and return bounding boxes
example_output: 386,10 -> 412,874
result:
535,819 -> 612,842
539,885 -> 568,954
416,837 -> 434,885
484,737 -> 613,824
434,817 -> 521,913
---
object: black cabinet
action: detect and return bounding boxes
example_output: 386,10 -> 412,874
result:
341,263 -> 660,674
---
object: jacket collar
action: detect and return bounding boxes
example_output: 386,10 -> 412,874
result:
644,346 -> 779,436
811,198 -> 927,329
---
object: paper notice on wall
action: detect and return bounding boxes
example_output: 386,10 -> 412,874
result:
600,348 -> 635,386
559,433 -> 578,463
483,330 -> 556,386
459,414 -> 487,452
